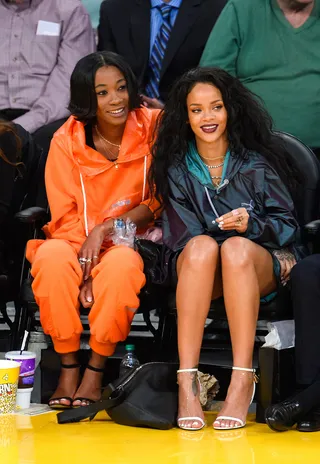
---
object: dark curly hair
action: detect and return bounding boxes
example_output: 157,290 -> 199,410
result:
68,51 -> 141,123
150,67 -> 300,205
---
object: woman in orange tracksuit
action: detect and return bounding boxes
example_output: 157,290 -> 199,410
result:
26,52 -> 160,409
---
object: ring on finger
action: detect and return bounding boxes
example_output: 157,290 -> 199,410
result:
79,257 -> 87,264
86,258 -> 93,264
93,255 -> 99,259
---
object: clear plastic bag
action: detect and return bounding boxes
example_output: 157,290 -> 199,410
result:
111,218 -> 137,248
262,320 -> 295,350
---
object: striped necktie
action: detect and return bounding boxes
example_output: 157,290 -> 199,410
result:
145,4 -> 173,99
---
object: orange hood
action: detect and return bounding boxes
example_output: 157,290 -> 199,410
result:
57,106 -> 159,175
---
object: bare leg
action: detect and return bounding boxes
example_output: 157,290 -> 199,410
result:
177,236 -> 222,429
214,237 -> 276,429
49,352 -> 80,407
72,351 -> 107,407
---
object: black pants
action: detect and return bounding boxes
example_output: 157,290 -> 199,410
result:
0,109 -> 67,207
291,254 -> 320,385
312,147 -> 320,160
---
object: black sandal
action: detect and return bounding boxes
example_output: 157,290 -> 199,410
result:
48,363 -> 81,411
72,364 -> 104,408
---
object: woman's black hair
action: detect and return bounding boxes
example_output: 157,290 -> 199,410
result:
68,51 -> 141,122
150,67 -> 300,205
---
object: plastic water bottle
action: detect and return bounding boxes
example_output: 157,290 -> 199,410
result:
112,218 -> 137,248
113,218 -> 126,239
119,344 -> 140,378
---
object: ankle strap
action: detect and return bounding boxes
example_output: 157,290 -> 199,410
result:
233,367 -> 256,373
60,363 -> 80,369
177,368 -> 198,374
87,364 -> 104,373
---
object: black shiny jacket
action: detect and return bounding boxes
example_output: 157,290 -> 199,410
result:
162,151 -> 300,255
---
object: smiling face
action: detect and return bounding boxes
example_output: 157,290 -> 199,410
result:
94,65 -> 130,127
187,82 -> 228,148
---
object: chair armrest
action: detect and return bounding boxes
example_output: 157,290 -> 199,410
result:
14,207 -> 48,224
303,220 -> 320,235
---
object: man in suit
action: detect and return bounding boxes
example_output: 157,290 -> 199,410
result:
98,0 -> 227,109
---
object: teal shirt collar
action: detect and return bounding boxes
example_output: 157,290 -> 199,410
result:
185,141 -> 230,189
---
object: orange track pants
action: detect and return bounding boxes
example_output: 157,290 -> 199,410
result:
30,239 -> 146,356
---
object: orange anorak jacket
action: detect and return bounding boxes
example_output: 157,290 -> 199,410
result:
27,107 -> 160,263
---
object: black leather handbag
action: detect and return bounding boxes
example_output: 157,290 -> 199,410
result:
57,362 -> 179,430
134,238 -> 169,286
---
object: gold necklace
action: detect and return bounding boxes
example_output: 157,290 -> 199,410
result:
200,154 -> 225,161
95,125 -> 121,149
95,131 -> 119,165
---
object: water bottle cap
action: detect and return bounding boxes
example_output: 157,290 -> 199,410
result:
125,344 -> 135,351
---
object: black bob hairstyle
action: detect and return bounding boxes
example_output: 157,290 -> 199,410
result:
150,67 -> 301,206
68,51 -> 141,123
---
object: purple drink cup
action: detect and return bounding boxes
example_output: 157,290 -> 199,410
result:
5,351 -> 36,409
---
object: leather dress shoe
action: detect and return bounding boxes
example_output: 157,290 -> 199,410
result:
265,399 -> 306,432
297,407 -> 320,432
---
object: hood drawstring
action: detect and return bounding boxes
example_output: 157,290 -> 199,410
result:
142,155 -> 147,202
205,179 -> 230,221
79,172 -> 89,237
205,187 -> 220,219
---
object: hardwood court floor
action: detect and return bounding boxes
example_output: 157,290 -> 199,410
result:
1,409 -> 320,464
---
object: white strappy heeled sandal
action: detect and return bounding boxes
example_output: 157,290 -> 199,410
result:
213,367 -> 259,431
177,368 -> 206,431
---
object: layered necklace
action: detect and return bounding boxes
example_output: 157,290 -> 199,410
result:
200,153 -> 226,186
95,125 -> 121,166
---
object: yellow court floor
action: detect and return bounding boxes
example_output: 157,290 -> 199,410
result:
1,411 -> 320,464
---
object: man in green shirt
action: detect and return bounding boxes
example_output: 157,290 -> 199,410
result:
200,0 -> 320,155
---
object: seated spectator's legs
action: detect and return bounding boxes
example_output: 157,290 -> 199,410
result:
291,255 -> 320,386
32,240 -> 145,407
176,235 -> 277,430
31,239 -> 83,407
215,237 -> 276,429
89,245 -> 145,355
265,256 -> 320,432
72,245 -> 145,406
176,236 -> 222,430
31,239 -> 83,353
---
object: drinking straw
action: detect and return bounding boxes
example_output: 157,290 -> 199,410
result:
20,330 -> 29,355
